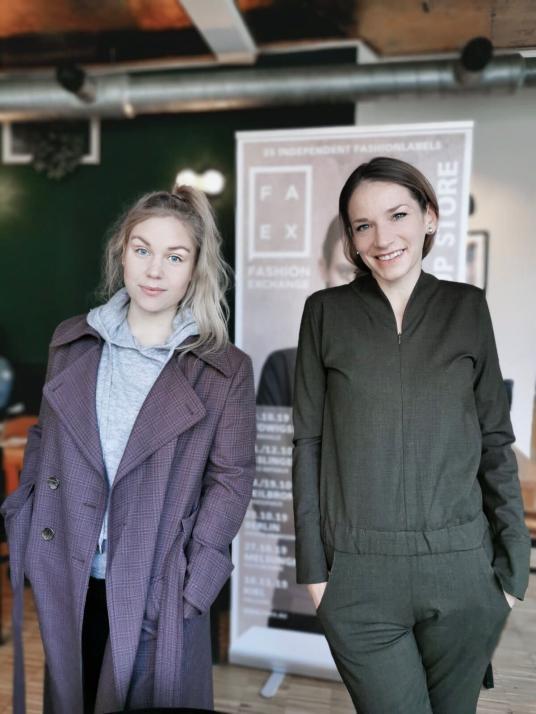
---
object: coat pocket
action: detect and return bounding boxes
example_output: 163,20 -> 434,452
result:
181,507 -> 199,543
143,575 -> 165,629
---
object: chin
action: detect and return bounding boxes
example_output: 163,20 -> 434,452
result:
134,298 -> 165,313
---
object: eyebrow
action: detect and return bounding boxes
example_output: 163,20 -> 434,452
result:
130,234 -> 192,252
352,204 -> 410,223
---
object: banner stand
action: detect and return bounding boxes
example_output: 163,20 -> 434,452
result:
231,122 -> 474,685
260,671 -> 286,698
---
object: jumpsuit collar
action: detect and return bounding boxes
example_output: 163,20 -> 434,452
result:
350,269 -> 439,334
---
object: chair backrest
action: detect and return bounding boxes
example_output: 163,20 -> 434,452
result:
3,415 -> 38,439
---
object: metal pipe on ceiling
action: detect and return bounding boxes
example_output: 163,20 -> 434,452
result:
0,54 -> 534,121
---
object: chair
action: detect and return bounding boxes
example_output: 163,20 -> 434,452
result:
1,415 -> 38,496
3,446 -> 25,497
2,415 -> 38,440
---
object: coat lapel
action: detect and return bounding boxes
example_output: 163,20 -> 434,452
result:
43,343 -> 105,476
113,357 -> 206,485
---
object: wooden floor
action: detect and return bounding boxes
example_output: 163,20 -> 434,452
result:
1,571 -> 535,713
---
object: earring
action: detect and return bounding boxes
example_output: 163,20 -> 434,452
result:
427,224 -> 434,234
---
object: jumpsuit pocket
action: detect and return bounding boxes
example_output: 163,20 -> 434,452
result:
316,550 -> 339,615
476,546 -> 511,612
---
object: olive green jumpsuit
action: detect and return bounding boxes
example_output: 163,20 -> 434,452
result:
292,270 -> 530,714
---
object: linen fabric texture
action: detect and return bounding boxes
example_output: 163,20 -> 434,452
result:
1,314 -> 256,714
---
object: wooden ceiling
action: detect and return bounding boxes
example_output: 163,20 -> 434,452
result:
0,0 -> 534,69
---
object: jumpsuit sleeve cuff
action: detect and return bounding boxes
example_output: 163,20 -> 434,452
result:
295,531 -> 329,584
492,536 -> 532,601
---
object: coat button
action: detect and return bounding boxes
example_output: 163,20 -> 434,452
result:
47,477 -> 60,490
41,527 -> 55,541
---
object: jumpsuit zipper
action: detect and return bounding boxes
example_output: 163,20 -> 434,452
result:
377,284 -> 415,534
397,330 -> 408,532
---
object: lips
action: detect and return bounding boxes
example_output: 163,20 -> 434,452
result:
140,285 -> 166,296
376,249 -> 405,262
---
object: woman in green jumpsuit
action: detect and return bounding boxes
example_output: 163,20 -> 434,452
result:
292,157 -> 530,714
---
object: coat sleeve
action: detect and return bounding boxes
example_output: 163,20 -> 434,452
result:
292,296 -> 328,584
474,292 -> 531,600
182,353 -> 256,617
1,423 -> 41,528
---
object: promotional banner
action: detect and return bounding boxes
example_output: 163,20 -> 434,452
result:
230,122 -> 473,679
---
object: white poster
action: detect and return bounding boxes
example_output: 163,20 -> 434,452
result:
230,122 -> 473,679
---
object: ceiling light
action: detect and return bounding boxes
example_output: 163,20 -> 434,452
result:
175,168 -> 225,195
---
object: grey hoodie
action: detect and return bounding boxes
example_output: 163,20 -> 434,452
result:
86,288 -> 199,578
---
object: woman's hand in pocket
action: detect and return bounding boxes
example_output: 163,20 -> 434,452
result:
503,590 -> 518,609
307,581 -> 328,610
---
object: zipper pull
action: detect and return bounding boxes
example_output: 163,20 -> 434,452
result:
398,332 -> 402,344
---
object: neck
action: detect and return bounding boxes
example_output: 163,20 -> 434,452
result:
126,302 -> 176,347
374,263 -> 422,332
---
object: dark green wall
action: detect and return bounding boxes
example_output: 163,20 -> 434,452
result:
1,90 -> 354,411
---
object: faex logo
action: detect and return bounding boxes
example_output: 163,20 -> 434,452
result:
248,165 -> 312,259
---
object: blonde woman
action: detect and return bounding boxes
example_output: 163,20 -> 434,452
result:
2,188 -> 256,714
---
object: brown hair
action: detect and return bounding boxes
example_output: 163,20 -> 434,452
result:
321,215 -> 345,268
99,186 -> 231,355
338,157 -> 439,274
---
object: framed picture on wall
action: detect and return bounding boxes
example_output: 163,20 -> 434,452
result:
466,230 -> 489,291
1,119 -> 100,165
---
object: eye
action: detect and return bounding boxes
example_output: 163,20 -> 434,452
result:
354,223 -> 369,233
134,247 -> 149,257
393,212 -> 407,221
168,254 -> 183,264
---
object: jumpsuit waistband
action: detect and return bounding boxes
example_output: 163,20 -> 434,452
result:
324,511 -> 488,556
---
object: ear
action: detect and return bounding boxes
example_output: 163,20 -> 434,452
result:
425,205 -> 438,233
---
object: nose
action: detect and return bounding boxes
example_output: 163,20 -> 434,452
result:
146,255 -> 163,278
374,222 -> 394,250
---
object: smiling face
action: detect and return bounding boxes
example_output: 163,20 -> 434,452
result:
347,180 -> 437,290
122,215 -> 197,323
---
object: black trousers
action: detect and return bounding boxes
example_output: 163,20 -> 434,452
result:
82,577 -> 109,714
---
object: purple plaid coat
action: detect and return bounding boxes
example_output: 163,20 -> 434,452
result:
1,315 -> 256,714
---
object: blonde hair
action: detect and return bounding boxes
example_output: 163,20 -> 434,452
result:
100,186 -> 231,355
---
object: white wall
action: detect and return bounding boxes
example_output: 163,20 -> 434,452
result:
357,88 -> 536,456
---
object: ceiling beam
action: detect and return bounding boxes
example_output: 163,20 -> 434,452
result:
180,0 -> 257,64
